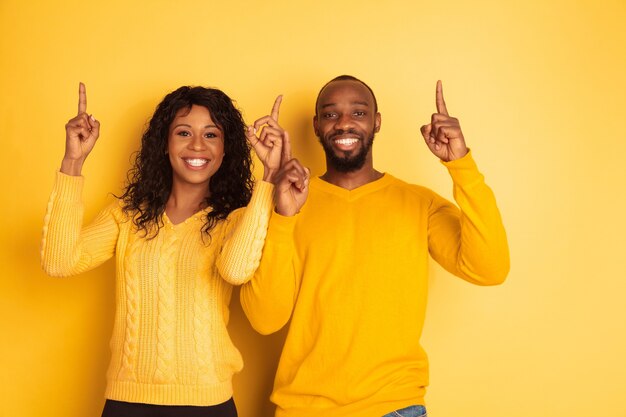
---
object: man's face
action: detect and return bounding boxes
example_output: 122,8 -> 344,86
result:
314,80 -> 381,172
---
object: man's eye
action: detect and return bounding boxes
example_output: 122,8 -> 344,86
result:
323,113 -> 336,119
354,111 -> 366,117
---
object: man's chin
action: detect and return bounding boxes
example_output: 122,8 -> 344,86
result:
320,134 -> 374,172
327,154 -> 367,173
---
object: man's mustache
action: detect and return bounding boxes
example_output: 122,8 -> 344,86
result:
329,129 -> 362,141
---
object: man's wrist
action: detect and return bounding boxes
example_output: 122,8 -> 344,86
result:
263,168 -> 278,184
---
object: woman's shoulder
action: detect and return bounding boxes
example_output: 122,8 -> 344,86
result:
99,198 -> 134,224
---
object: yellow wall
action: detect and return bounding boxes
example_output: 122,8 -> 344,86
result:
1,1 -> 625,416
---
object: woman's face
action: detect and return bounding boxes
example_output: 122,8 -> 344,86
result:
167,105 -> 225,192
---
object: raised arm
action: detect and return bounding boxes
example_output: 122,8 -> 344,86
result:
239,118 -> 309,334
239,210 -> 300,335
421,81 -> 509,285
216,95 -> 305,284
41,83 -> 118,277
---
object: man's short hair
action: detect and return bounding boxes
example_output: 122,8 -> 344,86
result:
315,75 -> 378,115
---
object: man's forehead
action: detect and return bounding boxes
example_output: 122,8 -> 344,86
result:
318,80 -> 375,106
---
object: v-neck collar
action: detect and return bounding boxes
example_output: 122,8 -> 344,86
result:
311,173 -> 393,201
162,207 -> 210,227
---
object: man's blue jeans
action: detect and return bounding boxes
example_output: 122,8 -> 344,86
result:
382,405 -> 427,417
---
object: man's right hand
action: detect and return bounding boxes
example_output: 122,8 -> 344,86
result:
273,131 -> 310,216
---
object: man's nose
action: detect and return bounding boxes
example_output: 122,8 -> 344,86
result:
334,114 -> 354,131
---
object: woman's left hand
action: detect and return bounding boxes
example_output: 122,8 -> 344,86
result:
246,95 -> 286,183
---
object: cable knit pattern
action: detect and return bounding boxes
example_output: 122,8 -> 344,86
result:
118,235 -> 141,382
154,226 -> 178,384
193,250 -> 213,386
40,194 -> 56,267
216,181 -> 274,284
40,172 -> 274,406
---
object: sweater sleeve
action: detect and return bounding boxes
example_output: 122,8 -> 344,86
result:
40,172 -> 119,277
239,211 -> 299,335
427,151 -> 510,285
216,180 -> 275,285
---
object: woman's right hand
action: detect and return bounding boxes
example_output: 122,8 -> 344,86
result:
61,82 -> 100,176
246,95 -> 286,184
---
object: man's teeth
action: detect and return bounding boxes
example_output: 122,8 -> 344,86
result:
185,158 -> 208,167
335,138 -> 358,146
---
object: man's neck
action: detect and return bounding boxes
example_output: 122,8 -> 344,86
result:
320,164 -> 383,191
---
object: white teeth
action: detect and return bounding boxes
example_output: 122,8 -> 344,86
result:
335,138 -> 358,146
185,158 -> 208,167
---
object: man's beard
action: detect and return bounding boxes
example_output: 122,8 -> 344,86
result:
319,129 -> 375,173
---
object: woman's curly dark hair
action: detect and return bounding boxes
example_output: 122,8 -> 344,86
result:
119,86 -> 254,237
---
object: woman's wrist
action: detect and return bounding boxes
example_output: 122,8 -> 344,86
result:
60,157 -> 85,176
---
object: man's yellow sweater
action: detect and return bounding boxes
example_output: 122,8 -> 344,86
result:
41,172 -> 273,406
241,152 -> 510,417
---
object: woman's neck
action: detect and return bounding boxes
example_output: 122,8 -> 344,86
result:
165,183 -> 209,225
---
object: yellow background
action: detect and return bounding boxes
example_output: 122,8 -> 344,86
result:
1,1 -> 625,416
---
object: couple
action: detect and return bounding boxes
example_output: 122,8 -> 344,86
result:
41,75 -> 509,417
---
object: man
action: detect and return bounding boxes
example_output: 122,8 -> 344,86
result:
241,75 -> 510,417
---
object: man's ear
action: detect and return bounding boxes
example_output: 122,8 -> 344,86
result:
313,115 -> 320,137
374,112 -> 381,133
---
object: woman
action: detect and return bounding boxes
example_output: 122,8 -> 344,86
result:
41,83 -> 306,417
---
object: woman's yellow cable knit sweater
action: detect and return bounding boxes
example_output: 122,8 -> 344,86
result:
41,171 -> 274,406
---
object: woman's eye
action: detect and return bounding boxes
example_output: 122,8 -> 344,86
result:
177,131 -> 190,137
205,132 -> 217,139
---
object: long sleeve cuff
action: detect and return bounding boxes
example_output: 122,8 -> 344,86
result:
440,150 -> 484,187
250,180 -> 274,209
53,171 -> 84,201
266,210 -> 297,245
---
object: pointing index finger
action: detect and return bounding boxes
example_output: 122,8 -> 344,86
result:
435,80 -> 449,116
282,130 -> 292,164
78,82 -> 87,115
271,95 -> 283,121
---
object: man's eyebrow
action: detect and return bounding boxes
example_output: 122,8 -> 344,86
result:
320,101 -> 370,109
